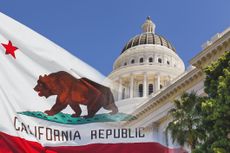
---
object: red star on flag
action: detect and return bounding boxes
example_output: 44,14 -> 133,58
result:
1,41 -> 18,59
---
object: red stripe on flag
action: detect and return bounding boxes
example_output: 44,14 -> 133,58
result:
0,132 -> 185,153
0,131 -> 48,153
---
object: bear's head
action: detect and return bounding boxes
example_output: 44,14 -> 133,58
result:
34,75 -> 54,98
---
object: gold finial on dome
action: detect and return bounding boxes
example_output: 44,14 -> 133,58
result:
141,16 -> 156,33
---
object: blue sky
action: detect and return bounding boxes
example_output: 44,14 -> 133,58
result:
1,0 -> 230,75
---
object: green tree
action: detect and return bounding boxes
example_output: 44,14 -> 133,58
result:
167,92 -> 205,151
198,51 -> 230,152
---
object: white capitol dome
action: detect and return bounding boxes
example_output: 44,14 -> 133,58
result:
108,17 -> 185,107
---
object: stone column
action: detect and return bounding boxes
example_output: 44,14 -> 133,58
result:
118,78 -> 123,100
130,74 -> 134,98
155,74 -> 160,91
168,76 -> 172,82
152,122 -> 159,140
143,72 -> 148,97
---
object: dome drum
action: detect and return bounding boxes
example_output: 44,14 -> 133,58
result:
114,45 -> 183,71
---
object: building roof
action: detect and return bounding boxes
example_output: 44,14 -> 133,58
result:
121,32 -> 176,54
121,17 -> 176,54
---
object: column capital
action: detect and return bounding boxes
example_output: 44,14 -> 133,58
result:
129,73 -> 134,77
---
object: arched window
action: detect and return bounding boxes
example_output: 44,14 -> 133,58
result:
160,84 -> 163,89
167,61 -> 170,65
148,84 -> 153,95
149,57 -> 153,63
131,59 -> 135,64
138,84 -> 143,97
139,58 -> 144,63
158,58 -> 162,63
122,88 -> 125,99
124,62 -> 127,66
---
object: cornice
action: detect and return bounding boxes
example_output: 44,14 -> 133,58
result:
108,64 -> 184,80
190,30 -> 230,68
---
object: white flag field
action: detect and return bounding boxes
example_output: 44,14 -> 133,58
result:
0,12 -> 184,153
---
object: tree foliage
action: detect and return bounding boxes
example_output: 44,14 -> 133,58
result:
167,92 -> 205,151
196,51 -> 230,152
168,52 -> 230,153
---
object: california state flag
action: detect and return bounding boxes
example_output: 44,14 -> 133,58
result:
0,12 -> 184,153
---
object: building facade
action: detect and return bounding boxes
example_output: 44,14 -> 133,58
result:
108,17 -> 230,152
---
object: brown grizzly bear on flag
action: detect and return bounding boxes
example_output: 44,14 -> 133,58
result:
34,71 -> 118,118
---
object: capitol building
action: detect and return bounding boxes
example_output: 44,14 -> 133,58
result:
108,17 -> 184,103
107,17 -> 230,151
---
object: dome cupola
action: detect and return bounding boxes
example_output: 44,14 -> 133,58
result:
121,17 -> 175,54
142,16 -> 156,33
